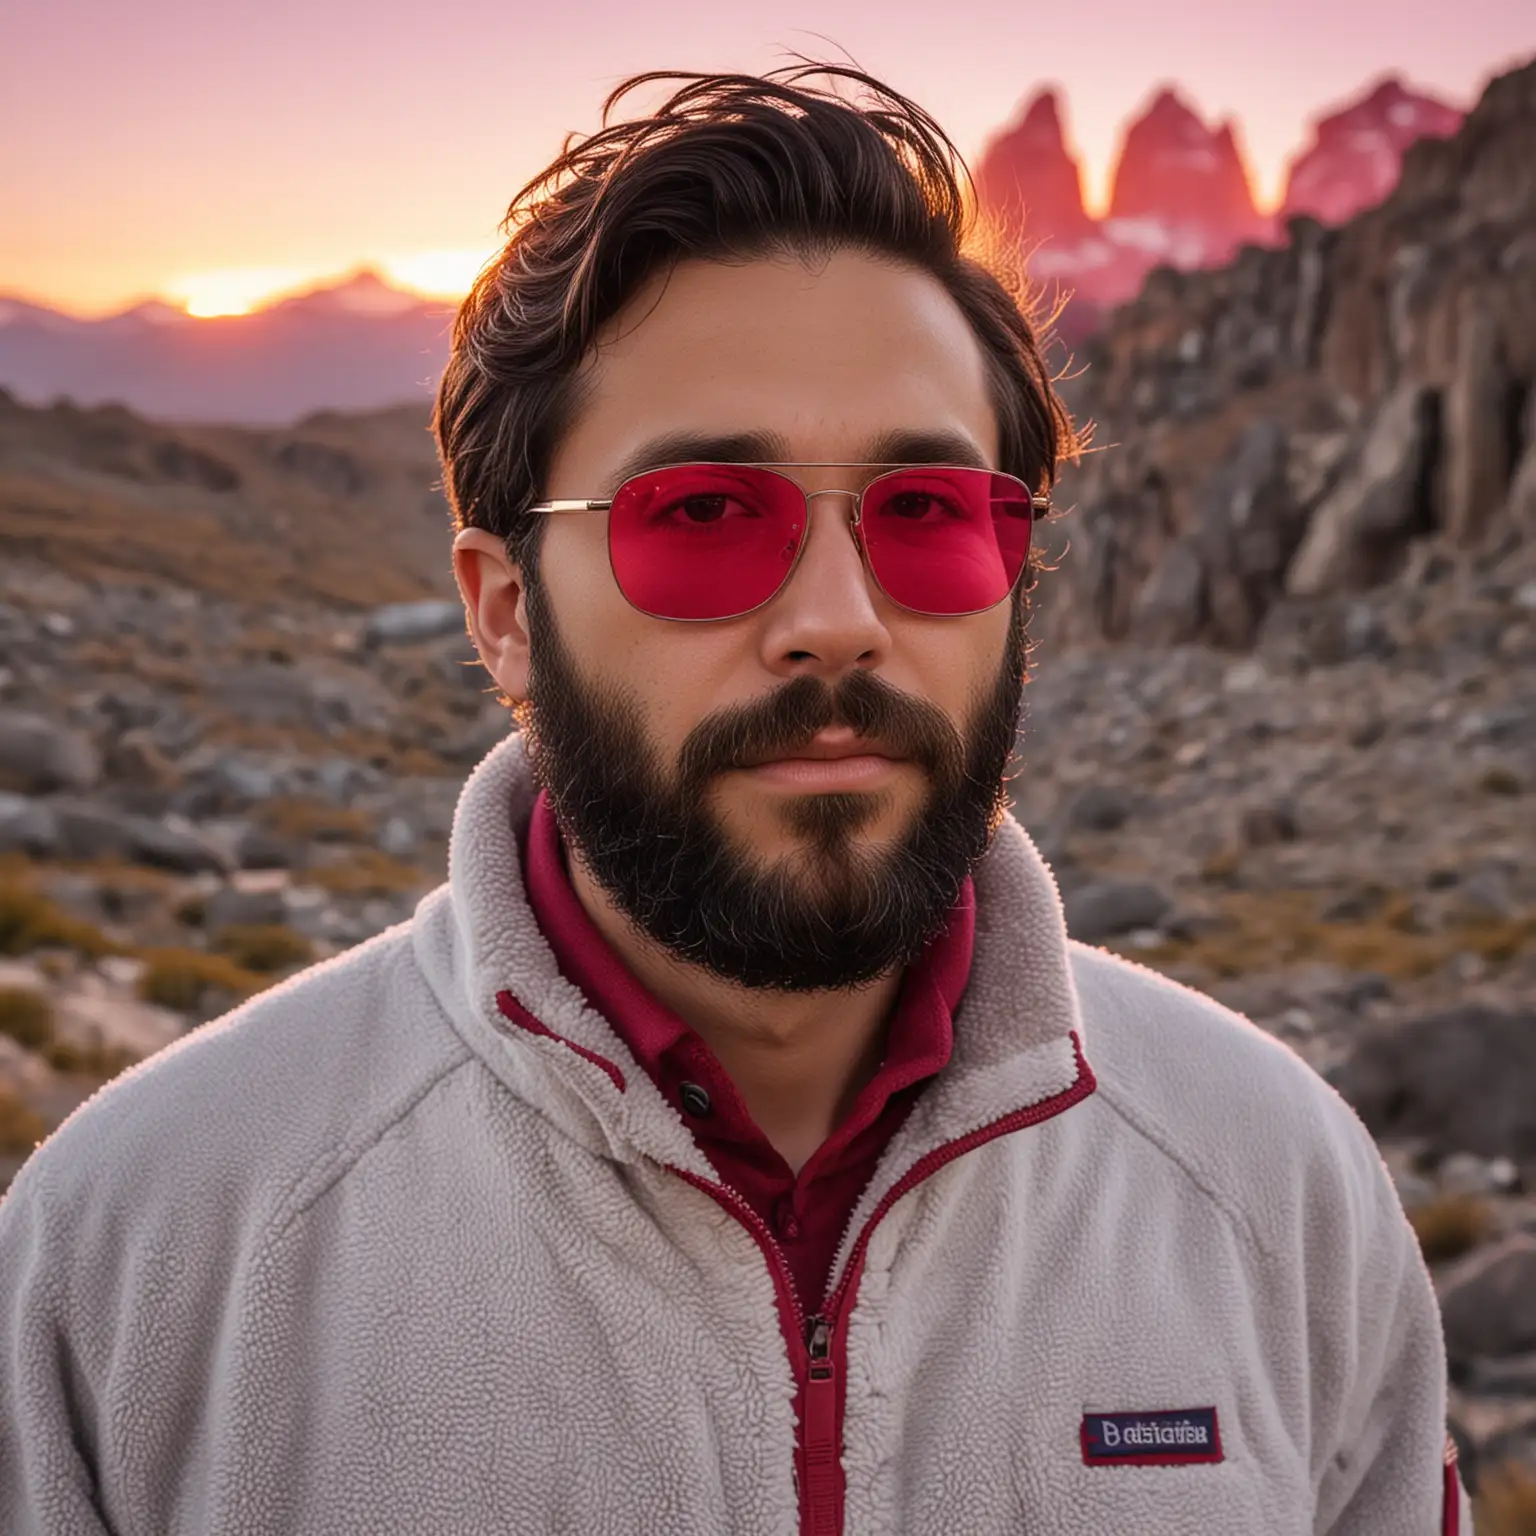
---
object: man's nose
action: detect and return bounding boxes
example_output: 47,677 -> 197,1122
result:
757,491 -> 892,679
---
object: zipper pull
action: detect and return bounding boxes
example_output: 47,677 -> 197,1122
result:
806,1316 -> 831,1369
802,1316 -> 840,1530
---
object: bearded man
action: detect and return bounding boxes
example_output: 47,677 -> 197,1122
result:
0,67 -> 1468,1535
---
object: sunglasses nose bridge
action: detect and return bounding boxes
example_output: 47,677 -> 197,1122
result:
800,484 -> 865,532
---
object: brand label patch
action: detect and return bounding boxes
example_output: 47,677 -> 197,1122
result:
1081,1407 -> 1223,1467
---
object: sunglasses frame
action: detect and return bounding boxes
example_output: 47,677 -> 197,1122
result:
525,461 -> 1051,622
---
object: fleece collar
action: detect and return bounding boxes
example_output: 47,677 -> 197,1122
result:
412,733 -> 1089,1185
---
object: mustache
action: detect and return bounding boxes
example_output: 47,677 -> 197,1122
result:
675,670 -> 964,789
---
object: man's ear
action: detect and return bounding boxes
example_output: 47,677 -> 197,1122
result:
452,528 -> 532,704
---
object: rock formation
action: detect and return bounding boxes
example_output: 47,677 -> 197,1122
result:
974,89 -> 1095,244
975,73 -> 1472,339
1280,76 -> 1464,226
1039,55 -> 1536,650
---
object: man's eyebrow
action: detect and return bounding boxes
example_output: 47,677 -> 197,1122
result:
605,431 -> 792,492
859,429 -> 991,470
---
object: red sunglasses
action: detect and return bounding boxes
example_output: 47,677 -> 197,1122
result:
527,462 -> 1047,621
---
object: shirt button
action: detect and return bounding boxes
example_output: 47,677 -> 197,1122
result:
679,1082 -> 712,1118
774,1200 -> 801,1242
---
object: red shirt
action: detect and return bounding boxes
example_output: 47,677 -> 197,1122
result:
521,791 -> 974,1313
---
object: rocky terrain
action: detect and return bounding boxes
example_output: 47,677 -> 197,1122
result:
0,58 -> 1532,1528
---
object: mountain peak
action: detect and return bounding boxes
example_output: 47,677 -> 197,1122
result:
975,86 -> 1093,242
111,299 -> 193,327
1108,86 -> 1262,238
1281,74 -> 1464,225
276,269 -> 426,318
1018,87 -> 1068,144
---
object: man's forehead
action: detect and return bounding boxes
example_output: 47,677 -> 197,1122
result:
555,251 -> 1001,488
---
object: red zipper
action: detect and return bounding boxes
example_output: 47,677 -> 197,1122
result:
801,1316 -> 840,1535
493,994 -> 1094,1528
671,1031 -> 1095,1536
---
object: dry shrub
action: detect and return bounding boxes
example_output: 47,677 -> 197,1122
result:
0,1087 -> 47,1155
0,987 -> 54,1051
136,948 -> 268,1013
1477,765 -> 1525,798
1475,1461 -> 1536,1536
46,1039 -> 139,1081
257,798 -> 374,844
1409,1194 -> 1494,1264
309,849 -> 428,898
1451,910 -> 1536,966
211,923 -> 313,974
1199,845 -> 1244,886
1138,888 -> 1534,983
0,884 -> 116,959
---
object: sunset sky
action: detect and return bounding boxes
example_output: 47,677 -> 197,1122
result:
3,0 -> 1531,318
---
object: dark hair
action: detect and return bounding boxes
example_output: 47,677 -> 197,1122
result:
434,64 -> 1075,575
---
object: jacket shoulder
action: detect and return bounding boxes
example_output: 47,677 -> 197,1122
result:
2,920 -> 473,1250
1068,942 -> 1392,1257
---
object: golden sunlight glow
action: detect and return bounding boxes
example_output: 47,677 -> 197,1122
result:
380,247 -> 496,299
168,265 -> 322,318
164,246 -> 497,319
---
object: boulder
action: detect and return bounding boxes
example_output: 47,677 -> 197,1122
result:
1062,880 -> 1173,943
1285,384 -> 1435,597
1439,1237 -> 1536,1362
202,883 -> 288,933
233,823 -> 304,871
1061,783 -> 1135,834
103,728 -> 182,791
1240,800 -> 1299,846
50,803 -> 229,874
364,600 -> 464,647
0,793 -> 60,857
0,713 -> 101,794
1333,1005 -> 1536,1160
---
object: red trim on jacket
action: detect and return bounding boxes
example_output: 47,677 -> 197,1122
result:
1442,1437 -> 1461,1536
495,991 -> 628,1093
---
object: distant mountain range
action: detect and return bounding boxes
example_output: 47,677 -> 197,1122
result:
0,273 -> 454,425
977,74 -> 1463,331
0,74 -> 1466,424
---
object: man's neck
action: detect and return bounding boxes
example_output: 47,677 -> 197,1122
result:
567,855 -> 902,1175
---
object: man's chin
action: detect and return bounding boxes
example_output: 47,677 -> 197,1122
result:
711,786 -> 914,859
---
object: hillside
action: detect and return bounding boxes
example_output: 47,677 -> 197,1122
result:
0,390 -> 453,606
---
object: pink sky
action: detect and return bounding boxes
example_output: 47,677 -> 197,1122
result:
2,0 -> 1531,316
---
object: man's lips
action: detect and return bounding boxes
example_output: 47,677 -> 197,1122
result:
733,729 -> 900,770
732,730 -> 905,788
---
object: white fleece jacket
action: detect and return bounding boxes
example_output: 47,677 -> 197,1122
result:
0,734 -> 1470,1534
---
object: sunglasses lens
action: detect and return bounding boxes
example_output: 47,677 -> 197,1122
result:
608,466 -> 806,619
859,468 -> 1034,614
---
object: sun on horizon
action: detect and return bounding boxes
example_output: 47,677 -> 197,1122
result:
162,246 -> 496,318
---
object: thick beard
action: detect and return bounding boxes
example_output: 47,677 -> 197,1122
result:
520,580 -> 1026,991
